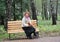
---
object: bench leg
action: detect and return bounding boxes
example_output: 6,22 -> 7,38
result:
9,33 -> 11,39
36,32 -> 39,37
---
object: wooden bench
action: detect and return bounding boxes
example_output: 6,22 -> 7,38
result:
7,20 -> 39,39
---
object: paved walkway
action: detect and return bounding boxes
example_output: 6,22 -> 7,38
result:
3,36 -> 60,42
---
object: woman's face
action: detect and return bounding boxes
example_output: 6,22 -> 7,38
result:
25,13 -> 29,18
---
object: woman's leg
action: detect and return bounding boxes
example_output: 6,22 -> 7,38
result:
29,26 -> 37,36
22,27 -> 32,39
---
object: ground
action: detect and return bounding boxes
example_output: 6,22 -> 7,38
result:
2,36 -> 60,42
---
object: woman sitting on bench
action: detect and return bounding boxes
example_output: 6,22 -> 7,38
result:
22,12 -> 37,39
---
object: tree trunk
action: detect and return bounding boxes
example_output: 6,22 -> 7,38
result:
43,0 -> 48,20
56,0 -> 58,20
13,0 -> 16,20
20,0 -> 23,20
6,0 -> 12,20
41,0 -> 44,20
4,0 -> 12,31
50,0 -> 57,25
0,16 -> 4,25
30,0 -> 37,20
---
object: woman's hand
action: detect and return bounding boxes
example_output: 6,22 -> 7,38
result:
28,22 -> 32,26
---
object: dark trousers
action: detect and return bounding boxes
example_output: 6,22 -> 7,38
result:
22,26 -> 36,38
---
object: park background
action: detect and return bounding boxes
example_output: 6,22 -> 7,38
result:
0,0 -> 60,41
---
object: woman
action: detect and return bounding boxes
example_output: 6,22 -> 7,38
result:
22,12 -> 37,39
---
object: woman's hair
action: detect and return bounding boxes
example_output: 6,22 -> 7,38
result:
24,11 -> 30,16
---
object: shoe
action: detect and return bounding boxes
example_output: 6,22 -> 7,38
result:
27,36 -> 32,39
29,36 -> 32,39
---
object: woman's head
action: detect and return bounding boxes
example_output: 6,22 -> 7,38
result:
24,12 -> 30,18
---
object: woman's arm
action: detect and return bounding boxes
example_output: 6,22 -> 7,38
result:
27,18 -> 33,26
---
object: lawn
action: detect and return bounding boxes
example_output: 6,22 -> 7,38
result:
38,20 -> 60,32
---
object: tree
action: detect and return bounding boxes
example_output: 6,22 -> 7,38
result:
20,0 -> 23,20
56,0 -> 58,20
44,0 -> 48,20
0,16 -> 4,25
50,0 -> 57,25
30,0 -> 37,20
4,0 -> 12,31
12,0 -> 16,20
0,0 -> 6,25
42,0 -> 44,20
42,0 -> 49,20
14,0 -> 29,20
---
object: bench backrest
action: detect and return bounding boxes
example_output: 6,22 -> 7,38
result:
8,20 -> 37,33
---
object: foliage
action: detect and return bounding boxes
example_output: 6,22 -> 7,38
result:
0,0 -> 6,16
0,0 -> 30,20
14,0 -> 30,20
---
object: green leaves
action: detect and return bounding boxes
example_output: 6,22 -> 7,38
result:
0,0 -> 6,16
0,0 -> 30,20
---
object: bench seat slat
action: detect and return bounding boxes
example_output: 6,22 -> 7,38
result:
8,29 -> 39,33
8,26 -> 21,28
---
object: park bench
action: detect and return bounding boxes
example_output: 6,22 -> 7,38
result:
7,20 -> 39,39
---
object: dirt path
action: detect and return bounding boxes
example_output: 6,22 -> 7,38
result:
2,36 -> 60,42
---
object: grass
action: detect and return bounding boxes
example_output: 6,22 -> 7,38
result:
38,20 -> 60,32
39,24 -> 60,32
0,25 -> 8,41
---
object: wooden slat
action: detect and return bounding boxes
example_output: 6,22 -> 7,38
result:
8,29 -> 24,33
8,22 -> 21,23
8,26 -> 21,28
8,23 -> 22,25
8,29 -> 23,31
8,28 -> 21,29
8,28 -> 23,30
8,28 -> 39,33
